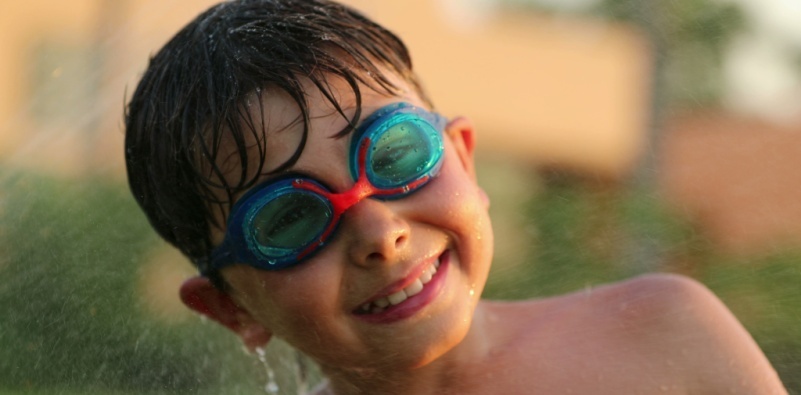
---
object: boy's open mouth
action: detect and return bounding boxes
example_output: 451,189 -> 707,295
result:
353,250 -> 449,318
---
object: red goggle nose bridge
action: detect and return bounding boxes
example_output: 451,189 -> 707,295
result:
290,137 -> 429,259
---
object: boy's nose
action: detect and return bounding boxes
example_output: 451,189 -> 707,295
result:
344,199 -> 410,267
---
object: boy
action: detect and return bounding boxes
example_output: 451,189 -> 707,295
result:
124,0 -> 787,393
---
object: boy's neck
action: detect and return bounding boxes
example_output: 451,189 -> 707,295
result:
319,302 -> 496,395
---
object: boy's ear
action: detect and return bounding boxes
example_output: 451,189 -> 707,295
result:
446,116 -> 489,208
179,276 -> 272,351
445,116 -> 477,179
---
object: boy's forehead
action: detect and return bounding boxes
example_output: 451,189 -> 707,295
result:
239,71 -> 427,172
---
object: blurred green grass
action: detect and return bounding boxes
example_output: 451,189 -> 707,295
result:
0,171 -> 266,394
1,169 -> 798,394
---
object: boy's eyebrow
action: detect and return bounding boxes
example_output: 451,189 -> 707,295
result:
252,100 -> 402,188
245,113 -> 366,194
269,111 -> 305,137
331,121 -> 357,140
327,101 -> 397,140
231,169 -> 324,206
319,103 -> 361,140
266,169 -> 327,185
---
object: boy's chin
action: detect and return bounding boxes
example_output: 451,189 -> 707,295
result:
388,304 -> 480,370
311,307 -> 477,375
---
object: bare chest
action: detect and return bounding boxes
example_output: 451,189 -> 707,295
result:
449,341 -> 691,395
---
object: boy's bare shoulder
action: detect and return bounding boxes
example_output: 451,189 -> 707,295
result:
484,273 -> 718,353
485,273 -> 714,332
499,273 -> 745,339
583,272 -> 718,327
482,273 -> 787,394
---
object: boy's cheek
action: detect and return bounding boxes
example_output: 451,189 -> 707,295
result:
429,160 -> 489,218
224,261 -> 343,326
426,159 -> 494,265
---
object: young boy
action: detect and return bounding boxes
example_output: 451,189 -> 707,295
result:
124,0 -> 787,393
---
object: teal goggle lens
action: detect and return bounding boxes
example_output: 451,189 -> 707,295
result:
249,189 -> 332,255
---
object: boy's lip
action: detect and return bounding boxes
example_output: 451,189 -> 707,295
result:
351,250 -> 450,324
363,251 -> 441,304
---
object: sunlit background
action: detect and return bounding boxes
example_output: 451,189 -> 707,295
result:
2,0 -> 800,393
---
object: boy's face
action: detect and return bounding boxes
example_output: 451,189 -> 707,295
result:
190,72 -> 494,371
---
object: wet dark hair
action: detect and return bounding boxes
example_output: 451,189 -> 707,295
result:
125,0 -> 430,277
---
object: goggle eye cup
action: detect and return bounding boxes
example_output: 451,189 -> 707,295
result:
213,179 -> 336,271
246,188 -> 332,256
351,105 -> 445,193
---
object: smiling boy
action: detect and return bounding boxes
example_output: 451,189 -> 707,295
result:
124,0 -> 787,394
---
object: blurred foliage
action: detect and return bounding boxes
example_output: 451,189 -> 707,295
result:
595,0 -> 746,108
484,180 -> 697,300
483,180 -> 801,392
501,0 -> 747,108
0,171 -> 269,394
699,252 -> 801,393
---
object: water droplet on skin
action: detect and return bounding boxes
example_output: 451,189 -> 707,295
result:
469,288 -> 475,297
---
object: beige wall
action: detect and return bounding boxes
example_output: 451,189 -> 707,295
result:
345,0 -> 651,177
0,1 -> 101,172
0,0 -> 650,178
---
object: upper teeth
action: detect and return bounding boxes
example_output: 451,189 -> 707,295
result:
359,258 -> 441,314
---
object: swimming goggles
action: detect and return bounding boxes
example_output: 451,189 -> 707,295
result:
207,102 -> 446,273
